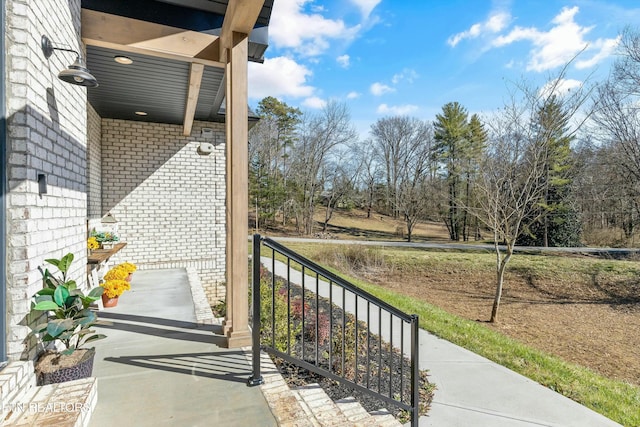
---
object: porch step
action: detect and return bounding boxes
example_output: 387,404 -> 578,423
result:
3,377 -> 97,427
246,349 -> 403,427
292,383 -> 351,426
335,397 -> 401,426
250,350 -> 317,426
294,384 -> 402,427
1,361 -> 37,421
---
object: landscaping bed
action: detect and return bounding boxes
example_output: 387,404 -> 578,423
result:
257,266 -> 434,421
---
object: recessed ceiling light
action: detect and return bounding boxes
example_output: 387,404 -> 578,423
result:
134,111 -> 148,116
114,55 -> 133,65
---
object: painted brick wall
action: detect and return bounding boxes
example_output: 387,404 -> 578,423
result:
100,119 -> 227,302
5,0 -> 89,360
87,104 -> 101,222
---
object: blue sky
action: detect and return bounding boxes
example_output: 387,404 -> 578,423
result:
248,0 -> 640,137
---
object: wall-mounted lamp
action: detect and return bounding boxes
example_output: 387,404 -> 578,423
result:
41,35 -> 98,88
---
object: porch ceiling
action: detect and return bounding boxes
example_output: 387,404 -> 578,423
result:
81,0 -> 271,133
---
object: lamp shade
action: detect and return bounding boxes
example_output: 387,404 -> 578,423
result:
58,57 -> 98,87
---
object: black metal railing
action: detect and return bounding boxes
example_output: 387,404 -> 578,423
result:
248,234 -> 420,426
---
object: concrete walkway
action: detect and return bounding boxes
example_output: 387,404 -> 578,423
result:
89,269 -> 277,427
263,257 -> 621,427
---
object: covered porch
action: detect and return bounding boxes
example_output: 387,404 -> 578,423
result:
80,0 -> 275,348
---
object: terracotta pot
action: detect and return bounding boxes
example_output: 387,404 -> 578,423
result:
36,348 -> 95,386
102,294 -> 119,308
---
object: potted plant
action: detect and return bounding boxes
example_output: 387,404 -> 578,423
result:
90,231 -> 120,249
30,253 -> 106,385
100,279 -> 131,307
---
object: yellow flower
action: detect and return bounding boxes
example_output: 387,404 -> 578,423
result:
87,237 -> 99,250
118,262 -> 137,274
101,279 -> 131,298
104,266 -> 129,281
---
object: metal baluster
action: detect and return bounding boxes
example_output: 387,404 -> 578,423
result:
248,234 -> 264,386
411,315 -> 419,427
315,272 -> 319,366
389,313 -> 393,398
302,265 -> 305,361
354,294 -> 358,385
287,257 -> 291,355
378,306 -> 382,393
400,319 -> 404,403
341,287 -> 345,378
271,249 -> 276,349
329,279 -> 333,373
366,301 -> 370,389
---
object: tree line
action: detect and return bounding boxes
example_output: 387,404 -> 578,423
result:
249,27 -> 640,322
250,27 -> 640,248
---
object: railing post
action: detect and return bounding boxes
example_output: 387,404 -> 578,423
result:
247,234 -> 264,386
411,314 -> 419,427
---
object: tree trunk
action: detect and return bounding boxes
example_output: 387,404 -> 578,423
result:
490,241 -> 513,323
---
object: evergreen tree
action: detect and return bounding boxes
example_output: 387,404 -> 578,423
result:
249,97 -> 301,229
519,96 -> 581,246
434,102 -> 473,241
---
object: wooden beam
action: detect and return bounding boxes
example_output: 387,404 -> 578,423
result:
219,0 -> 265,63
82,9 -> 224,67
210,73 -> 226,119
183,63 -> 205,136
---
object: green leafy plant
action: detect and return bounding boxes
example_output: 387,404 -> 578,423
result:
90,231 -> 119,243
30,253 -> 106,355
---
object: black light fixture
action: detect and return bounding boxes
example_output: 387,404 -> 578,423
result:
41,35 -> 98,88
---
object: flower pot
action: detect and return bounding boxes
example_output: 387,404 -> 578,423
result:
36,348 -> 96,386
102,294 -> 119,307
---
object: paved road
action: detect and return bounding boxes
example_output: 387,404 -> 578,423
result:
270,236 -> 640,256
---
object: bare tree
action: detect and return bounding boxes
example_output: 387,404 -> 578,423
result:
475,68 -> 593,322
371,116 -> 432,220
321,151 -> 362,232
289,101 -> 358,235
476,105 -> 547,322
587,27 -> 640,243
354,142 -> 382,219
397,122 -> 435,242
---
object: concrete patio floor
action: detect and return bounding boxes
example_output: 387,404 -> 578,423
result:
88,269 -> 277,427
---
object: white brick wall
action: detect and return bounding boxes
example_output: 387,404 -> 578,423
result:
99,119 -> 227,302
5,0 -> 89,360
87,104 -> 101,221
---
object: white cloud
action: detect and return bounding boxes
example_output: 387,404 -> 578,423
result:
491,6 -> 619,72
539,78 -> 583,98
448,10 -> 510,47
575,36 -> 621,69
376,104 -> 418,115
391,68 -> 418,85
248,56 -> 314,100
370,82 -> 395,96
350,0 -> 382,19
303,96 -> 327,109
270,0 -> 360,57
337,54 -> 350,68
347,91 -> 360,99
